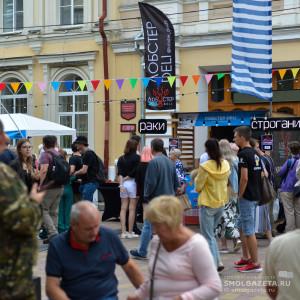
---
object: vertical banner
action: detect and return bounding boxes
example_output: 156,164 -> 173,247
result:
231,0 -> 272,101
139,2 -> 176,110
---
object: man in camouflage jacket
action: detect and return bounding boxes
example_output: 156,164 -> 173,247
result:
0,120 -> 44,300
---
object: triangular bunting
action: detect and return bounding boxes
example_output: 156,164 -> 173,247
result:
205,74 -> 213,85
217,73 -> 225,80
116,79 -> 124,90
104,79 -> 112,90
77,80 -> 86,91
142,78 -> 150,88
51,81 -> 60,91
0,82 -> 6,91
129,78 -> 138,89
11,82 -> 20,93
38,82 -> 47,92
64,81 -> 73,91
192,75 -> 200,85
24,82 -> 33,92
180,75 -> 188,86
278,69 -> 287,79
91,80 -> 100,90
167,76 -> 176,87
155,77 -> 163,87
292,68 -> 300,79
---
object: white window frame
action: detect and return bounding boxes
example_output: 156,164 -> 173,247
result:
58,89 -> 88,149
2,0 -> 23,33
60,0 -> 83,26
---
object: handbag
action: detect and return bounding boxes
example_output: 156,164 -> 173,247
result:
178,194 -> 192,210
259,160 -> 276,206
149,242 -> 161,300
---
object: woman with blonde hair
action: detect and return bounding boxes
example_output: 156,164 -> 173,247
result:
127,195 -> 222,300
216,139 -> 241,253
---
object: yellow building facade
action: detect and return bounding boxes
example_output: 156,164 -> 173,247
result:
0,0 -> 299,170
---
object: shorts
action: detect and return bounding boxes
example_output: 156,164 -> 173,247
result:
120,178 -> 137,199
237,198 -> 257,236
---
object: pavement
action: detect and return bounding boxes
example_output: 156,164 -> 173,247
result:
34,221 -> 270,300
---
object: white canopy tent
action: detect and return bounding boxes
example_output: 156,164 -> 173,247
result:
0,113 -> 76,140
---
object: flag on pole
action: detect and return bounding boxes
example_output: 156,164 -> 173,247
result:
231,0 -> 272,101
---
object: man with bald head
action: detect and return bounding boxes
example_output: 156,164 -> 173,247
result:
46,201 -> 144,300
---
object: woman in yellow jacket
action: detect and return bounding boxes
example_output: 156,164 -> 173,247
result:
195,138 -> 230,271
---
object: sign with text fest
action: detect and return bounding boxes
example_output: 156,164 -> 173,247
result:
139,2 -> 176,110
251,118 -> 300,131
138,119 -> 167,134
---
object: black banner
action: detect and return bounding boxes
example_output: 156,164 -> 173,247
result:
139,2 -> 176,110
138,119 -> 167,134
251,118 -> 300,131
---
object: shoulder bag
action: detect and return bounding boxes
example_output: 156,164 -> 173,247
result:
149,242 -> 161,300
259,159 -> 276,206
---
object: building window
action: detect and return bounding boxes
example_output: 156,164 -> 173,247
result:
3,0 -> 23,32
211,75 -> 224,102
58,75 -> 88,149
60,0 -> 83,25
0,78 -> 27,113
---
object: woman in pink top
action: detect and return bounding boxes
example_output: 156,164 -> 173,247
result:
127,195 -> 222,300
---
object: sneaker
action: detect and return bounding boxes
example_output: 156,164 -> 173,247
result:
237,262 -> 262,273
130,249 -> 147,260
217,264 -> 225,273
127,232 -> 139,239
234,258 -> 251,267
120,232 -> 129,239
232,239 -> 242,252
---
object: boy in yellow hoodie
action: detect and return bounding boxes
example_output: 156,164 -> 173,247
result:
195,139 -> 230,271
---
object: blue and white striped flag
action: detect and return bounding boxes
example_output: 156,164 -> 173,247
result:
232,0 -> 272,101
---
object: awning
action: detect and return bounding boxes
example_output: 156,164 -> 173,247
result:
175,110 -> 268,127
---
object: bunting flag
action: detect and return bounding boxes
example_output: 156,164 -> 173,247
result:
77,80 -> 86,91
167,76 -> 176,87
205,74 -> 213,85
292,68 -> 300,78
0,82 -> 6,91
91,80 -> 100,91
278,69 -> 286,79
192,75 -> 200,85
232,0 -> 272,101
24,82 -> 33,92
38,82 -> 46,92
129,78 -> 138,89
64,81 -> 73,91
116,79 -> 124,90
217,73 -> 225,80
155,77 -> 163,87
104,79 -> 112,90
142,77 -> 150,88
11,82 -> 20,93
51,81 -> 60,91
180,75 -> 188,86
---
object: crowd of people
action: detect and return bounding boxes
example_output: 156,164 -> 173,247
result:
1,118 -> 300,299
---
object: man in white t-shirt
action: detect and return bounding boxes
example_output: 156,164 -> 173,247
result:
264,230 -> 300,299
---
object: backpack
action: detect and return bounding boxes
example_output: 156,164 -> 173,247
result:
88,150 -> 106,184
47,152 -> 70,185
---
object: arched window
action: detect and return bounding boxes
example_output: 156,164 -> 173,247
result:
58,74 -> 88,148
3,0 -> 23,32
60,0 -> 83,25
277,107 -> 294,115
0,78 -> 27,114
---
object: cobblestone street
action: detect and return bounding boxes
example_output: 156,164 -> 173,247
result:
34,221 -> 270,300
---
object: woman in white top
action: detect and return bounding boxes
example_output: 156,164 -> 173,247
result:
127,195 -> 222,300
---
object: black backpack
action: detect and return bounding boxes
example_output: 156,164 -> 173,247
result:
88,150 -> 106,184
47,152 -> 70,185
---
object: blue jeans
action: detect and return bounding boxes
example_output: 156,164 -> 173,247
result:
200,206 -> 224,267
138,220 -> 152,256
80,182 -> 99,202
237,198 -> 257,236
